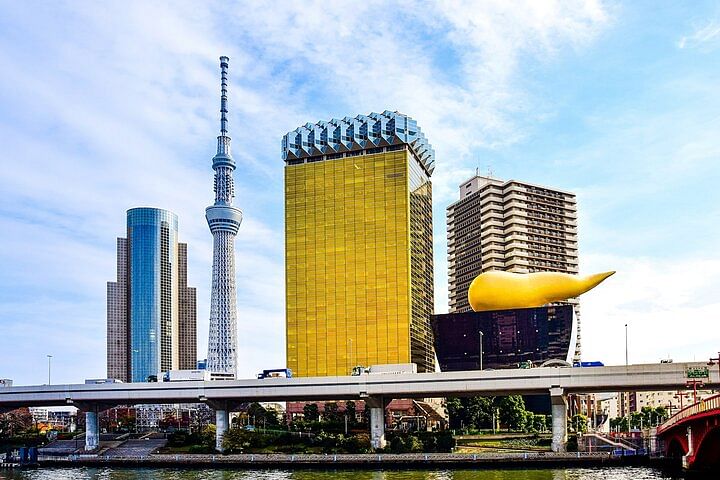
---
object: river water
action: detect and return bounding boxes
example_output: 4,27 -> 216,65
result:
0,467 -> 687,480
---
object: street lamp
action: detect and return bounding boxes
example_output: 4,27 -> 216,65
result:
686,379 -> 704,404
674,391 -> 689,410
707,352 -> 720,390
348,338 -> 353,372
624,324 -> 628,366
478,330 -> 484,371
47,354 -> 53,385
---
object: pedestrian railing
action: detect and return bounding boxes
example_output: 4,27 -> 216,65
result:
39,451 -> 616,464
657,393 -> 720,434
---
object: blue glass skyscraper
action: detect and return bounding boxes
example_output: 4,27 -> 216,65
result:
128,208 -> 177,382
107,207 -> 197,382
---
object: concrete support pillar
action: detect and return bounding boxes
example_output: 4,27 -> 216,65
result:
683,425 -> 693,470
550,387 -> 568,453
215,408 -> 229,452
649,427 -> 659,454
85,408 -> 99,451
366,396 -> 387,450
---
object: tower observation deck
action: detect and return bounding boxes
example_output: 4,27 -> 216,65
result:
206,56 -> 242,378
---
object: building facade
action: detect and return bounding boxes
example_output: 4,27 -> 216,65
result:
283,111 -> 435,376
107,207 -> 197,382
624,390 -> 715,416
446,175 -> 581,360
205,56 -> 242,379
431,305 -> 576,371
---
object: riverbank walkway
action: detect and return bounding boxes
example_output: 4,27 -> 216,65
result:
38,451 -> 653,469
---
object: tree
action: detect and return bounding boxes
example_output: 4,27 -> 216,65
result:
390,435 -> 405,453
528,414 -> 547,433
654,406 -> 668,424
303,403 -> 320,422
404,435 -> 423,452
498,396 -> 527,431
445,397 -> 465,430
158,413 -> 179,431
436,431 -> 456,452
190,405 -> 213,433
323,402 -> 342,423
466,396 -> 493,428
116,412 -> 136,433
222,427 -> 251,453
344,432 -> 371,453
610,416 -> 628,432
247,402 -> 280,428
569,414 -> 588,434
0,408 -> 33,437
522,411 -> 536,433
445,396 -> 494,430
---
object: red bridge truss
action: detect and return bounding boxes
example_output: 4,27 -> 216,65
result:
656,393 -> 720,470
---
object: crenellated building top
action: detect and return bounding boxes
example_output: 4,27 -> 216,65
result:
282,110 -> 435,175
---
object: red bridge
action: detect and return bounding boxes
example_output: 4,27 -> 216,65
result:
656,393 -> 720,470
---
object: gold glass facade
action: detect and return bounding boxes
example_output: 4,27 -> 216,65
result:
285,148 -> 434,377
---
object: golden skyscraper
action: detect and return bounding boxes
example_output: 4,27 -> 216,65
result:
283,111 -> 435,377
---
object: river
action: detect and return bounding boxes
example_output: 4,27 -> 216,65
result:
0,467 -> 687,480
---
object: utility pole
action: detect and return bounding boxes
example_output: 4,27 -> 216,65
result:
624,324 -> 628,366
708,352 -> 720,390
47,354 -> 53,385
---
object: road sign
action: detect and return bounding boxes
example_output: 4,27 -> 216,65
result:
686,367 -> 709,379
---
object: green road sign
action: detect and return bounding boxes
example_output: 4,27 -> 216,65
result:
686,367 -> 709,379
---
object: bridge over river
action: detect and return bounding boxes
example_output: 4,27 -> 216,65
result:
2,362 -> 717,454
656,393 -> 720,470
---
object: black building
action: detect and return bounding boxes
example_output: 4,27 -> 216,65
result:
431,305 -> 575,371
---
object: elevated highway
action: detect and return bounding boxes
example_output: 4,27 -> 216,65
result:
2,362 -> 716,453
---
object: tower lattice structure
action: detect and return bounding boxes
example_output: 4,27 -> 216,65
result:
206,56 -> 242,378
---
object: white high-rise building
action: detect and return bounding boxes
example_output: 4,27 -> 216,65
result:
205,56 -> 242,379
446,174 -> 581,360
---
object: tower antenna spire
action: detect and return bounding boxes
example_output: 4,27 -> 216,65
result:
206,55 -> 242,381
219,56 -> 229,137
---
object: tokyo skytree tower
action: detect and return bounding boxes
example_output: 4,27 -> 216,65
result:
206,56 -> 242,378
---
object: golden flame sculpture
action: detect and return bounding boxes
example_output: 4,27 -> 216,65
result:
468,270 -> 615,312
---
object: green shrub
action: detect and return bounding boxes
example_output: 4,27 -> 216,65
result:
405,435 -> 423,452
188,444 -> 212,454
389,436 -> 405,453
436,431 -> 456,452
420,433 -> 437,452
222,428 -> 251,453
566,434 -> 578,452
167,431 -> 188,447
344,433 -> 371,453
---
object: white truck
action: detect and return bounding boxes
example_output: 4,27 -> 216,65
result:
163,369 -> 211,382
352,363 -> 417,375
84,378 -> 123,384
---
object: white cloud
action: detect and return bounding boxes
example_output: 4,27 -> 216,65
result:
679,19 -> 720,49
0,1 -> 617,384
581,253 -> 720,366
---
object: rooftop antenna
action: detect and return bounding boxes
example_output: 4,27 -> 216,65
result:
486,164 -> 493,179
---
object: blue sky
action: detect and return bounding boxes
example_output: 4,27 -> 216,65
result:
1,1 -> 719,385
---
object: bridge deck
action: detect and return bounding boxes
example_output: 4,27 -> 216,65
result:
2,362 -> 717,410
